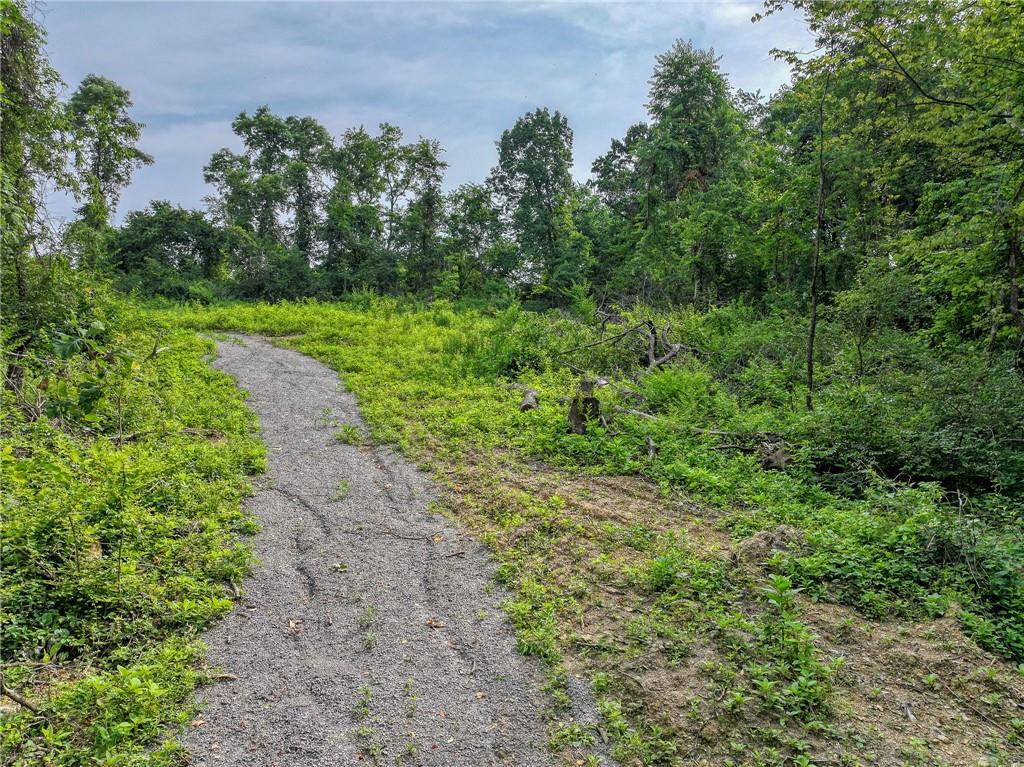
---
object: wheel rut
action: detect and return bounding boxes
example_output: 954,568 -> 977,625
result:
182,335 -> 578,767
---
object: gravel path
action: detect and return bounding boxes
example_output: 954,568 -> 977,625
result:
182,336 -> 578,766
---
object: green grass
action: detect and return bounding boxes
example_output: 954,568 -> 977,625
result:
153,297 -> 1022,659
148,296 -> 1023,764
1,302 -> 264,764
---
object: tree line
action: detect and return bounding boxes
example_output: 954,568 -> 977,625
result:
3,0 -> 1022,366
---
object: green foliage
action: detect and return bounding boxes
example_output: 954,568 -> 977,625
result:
2,640 -> 201,766
1,292 -> 263,763
489,107 -> 587,304
111,202 -> 227,299
159,299 -> 1024,663
77,6 -> 1021,377
67,73 -> 153,224
6,2 -> 1024,762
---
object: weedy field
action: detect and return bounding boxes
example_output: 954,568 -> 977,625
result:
1,290 -> 264,764
148,296 -> 1024,767
5,1 -> 1023,764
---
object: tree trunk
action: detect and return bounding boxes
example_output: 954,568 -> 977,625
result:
1009,223 -> 1021,332
806,67 -> 831,412
568,380 -> 600,434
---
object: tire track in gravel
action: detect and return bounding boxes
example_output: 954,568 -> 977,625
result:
182,335 -> 602,766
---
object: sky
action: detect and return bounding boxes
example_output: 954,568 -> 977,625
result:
42,1 -> 811,223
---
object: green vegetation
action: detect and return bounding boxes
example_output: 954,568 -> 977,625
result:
3,0 -> 1023,763
0,285 -> 263,763
157,296 -> 1023,763
159,299 -> 1023,659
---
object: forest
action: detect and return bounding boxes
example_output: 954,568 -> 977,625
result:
2,0 -> 1023,765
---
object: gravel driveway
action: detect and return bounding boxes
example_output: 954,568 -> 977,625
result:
181,335 -> 580,766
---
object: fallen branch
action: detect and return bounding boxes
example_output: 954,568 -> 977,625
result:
560,322 -> 652,356
518,388 -> 538,411
0,674 -> 41,714
561,320 -> 698,371
598,414 -> 619,435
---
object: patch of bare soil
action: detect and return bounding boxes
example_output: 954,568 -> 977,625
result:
436,452 -> 1024,766
806,603 -> 1024,766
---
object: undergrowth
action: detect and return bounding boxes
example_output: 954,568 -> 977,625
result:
156,298 -> 1023,659
1,294 -> 264,765
153,296 -> 1023,764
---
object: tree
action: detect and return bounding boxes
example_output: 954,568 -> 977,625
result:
283,115 -> 331,261
203,107 -> 332,295
443,183 -> 517,296
0,0 -> 80,348
646,41 -> 736,202
489,107 -> 586,302
394,138 -> 446,293
587,41 -> 744,304
111,202 -> 225,297
67,74 -> 152,225
766,0 -> 1024,359
590,122 -> 651,220
203,148 -> 258,232
320,127 -> 384,294
226,107 -> 289,242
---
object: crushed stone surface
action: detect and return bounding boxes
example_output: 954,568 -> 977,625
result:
181,335 -> 581,766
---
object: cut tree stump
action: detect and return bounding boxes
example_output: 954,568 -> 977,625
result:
568,380 -> 601,434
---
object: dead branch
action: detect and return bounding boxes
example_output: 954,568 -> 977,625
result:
561,319 -> 697,371
560,322 -> 652,356
643,321 -> 657,367
0,674 -> 41,714
143,331 -> 165,363
555,359 -> 588,375
637,320 -> 684,369
518,388 -> 538,411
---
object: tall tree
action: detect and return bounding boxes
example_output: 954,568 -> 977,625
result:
443,183 -> 515,296
283,115 -> 331,261
67,74 -> 152,225
588,40 -> 743,304
0,0 -> 73,325
398,138 -> 447,293
320,126 -> 384,294
489,107 -> 586,301
646,41 -> 736,203
228,107 -> 289,242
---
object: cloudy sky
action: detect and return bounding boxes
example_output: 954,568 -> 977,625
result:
42,1 -> 810,222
